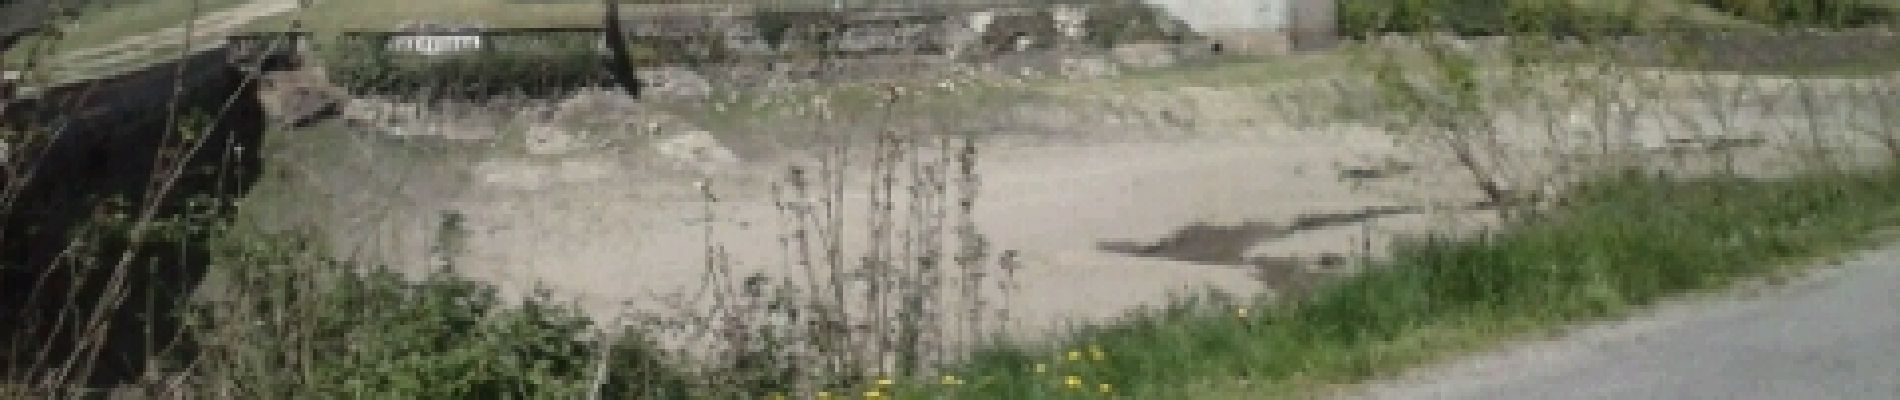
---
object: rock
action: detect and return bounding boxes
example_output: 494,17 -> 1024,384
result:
275,87 -> 341,127
473,158 -> 615,191
637,68 -> 713,99
524,124 -> 587,156
1060,56 -> 1119,78
652,130 -> 739,173
551,88 -> 641,119
1112,42 -> 1178,69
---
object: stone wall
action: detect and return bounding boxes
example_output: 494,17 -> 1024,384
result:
318,3 -> 1204,98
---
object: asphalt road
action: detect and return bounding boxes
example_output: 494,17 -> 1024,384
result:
1347,244 -> 1900,400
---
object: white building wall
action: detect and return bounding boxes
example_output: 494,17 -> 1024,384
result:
1136,0 -> 1335,54
1139,0 -> 1290,32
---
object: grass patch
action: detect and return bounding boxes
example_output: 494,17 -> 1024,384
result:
873,166 -> 1900,399
47,0 -> 250,52
0,0 -> 250,67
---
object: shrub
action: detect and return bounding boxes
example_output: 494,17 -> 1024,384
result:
319,32 -> 608,98
186,230 -> 692,399
1340,0 -> 1646,38
1691,0 -> 1896,27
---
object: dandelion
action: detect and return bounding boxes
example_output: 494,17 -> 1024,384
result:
876,377 -> 894,386
1098,383 -> 1114,394
1066,351 -> 1083,362
941,375 -> 964,385
1089,345 -> 1106,361
817,391 -> 833,399
863,390 -> 884,399
1063,375 -> 1083,389
1033,363 -> 1048,373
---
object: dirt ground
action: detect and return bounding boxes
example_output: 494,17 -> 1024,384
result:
244,62 -> 1898,354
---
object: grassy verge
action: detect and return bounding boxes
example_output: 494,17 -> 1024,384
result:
846,166 -> 1900,399
17,0 -> 250,57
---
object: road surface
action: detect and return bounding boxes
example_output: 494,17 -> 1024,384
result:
1346,243 -> 1900,400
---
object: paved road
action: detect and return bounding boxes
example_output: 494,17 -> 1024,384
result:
1348,244 -> 1900,400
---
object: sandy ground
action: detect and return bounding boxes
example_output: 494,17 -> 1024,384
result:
248,65 -> 1898,359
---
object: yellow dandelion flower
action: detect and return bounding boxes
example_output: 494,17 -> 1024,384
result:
875,377 -> 894,386
863,390 -> 884,399
1033,363 -> 1048,374
1089,345 -> 1106,361
1099,383 -> 1114,394
941,375 -> 962,385
817,392 -> 833,399
1066,351 -> 1083,362
1237,307 -> 1250,318
1063,375 -> 1083,389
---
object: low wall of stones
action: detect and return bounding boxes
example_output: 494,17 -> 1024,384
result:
316,2 -> 1201,98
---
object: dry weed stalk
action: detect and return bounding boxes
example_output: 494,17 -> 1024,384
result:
680,83 -> 1008,397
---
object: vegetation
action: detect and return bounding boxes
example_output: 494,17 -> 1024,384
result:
893,166 -> 1900,399
1691,0 -> 1898,27
187,229 -> 693,399
10,1 -> 1900,399
31,0 -> 249,52
1338,0 -> 1660,37
319,32 -> 607,97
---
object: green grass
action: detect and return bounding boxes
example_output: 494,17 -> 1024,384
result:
35,0 -> 250,55
853,166 -> 1900,399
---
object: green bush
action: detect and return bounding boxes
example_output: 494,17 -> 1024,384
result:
1339,0 -> 1646,38
187,230 -> 693,399
1083,3 -> 1180,47
1691,0 -> 1895,27
319,32 -> 608,98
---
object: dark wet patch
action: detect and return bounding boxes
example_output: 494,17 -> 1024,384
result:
1097,205 -> 1430,292
1097,205 -> 1425,265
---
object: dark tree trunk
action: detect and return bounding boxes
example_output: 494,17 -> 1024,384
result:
601,0 -> 642,99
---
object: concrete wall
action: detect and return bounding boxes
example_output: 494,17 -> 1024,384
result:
1141,0 -> 1289,32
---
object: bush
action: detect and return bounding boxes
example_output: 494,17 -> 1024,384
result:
186,230 -> 692,399
319,32 -> 608,98
1083,3 -> 1181,47
1339,0 -> 1646,38
1691,0 -> 1896,27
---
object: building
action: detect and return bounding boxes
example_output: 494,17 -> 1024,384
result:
1139,0 -> 1336,55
